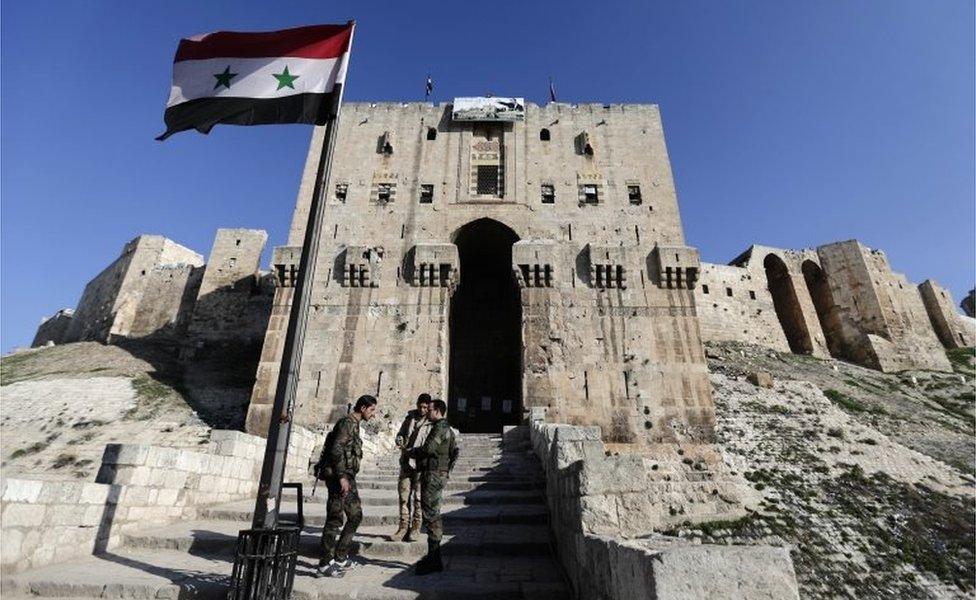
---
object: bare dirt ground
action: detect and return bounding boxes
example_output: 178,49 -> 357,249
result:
0,341 -> 258,481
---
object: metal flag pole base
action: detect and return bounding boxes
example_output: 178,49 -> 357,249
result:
227,527 -> 301,600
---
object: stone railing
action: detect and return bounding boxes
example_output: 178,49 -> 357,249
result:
1,426 -> 322,574
527,417 -> 800,600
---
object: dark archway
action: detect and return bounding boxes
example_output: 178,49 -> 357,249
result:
802,260 -> 843,357
764,254 -> 813,354
448,219 -> 522,432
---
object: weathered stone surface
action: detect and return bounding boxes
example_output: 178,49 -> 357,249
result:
747,371 -> 774,388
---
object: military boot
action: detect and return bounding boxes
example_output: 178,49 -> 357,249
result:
390,519 -> 409,542
414,539 -> 443,575
403,516 -> 422,542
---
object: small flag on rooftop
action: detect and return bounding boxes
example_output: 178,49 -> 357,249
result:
549,77 -> 557,103
426,75 -> 434,100
157,23 -> 354,140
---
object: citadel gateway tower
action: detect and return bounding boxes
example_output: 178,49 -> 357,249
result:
245,99 -> 715,444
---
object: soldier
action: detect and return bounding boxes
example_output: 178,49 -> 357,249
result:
391,393 -> 432,542
409,398 -> 459,575
316,394 -> 377,578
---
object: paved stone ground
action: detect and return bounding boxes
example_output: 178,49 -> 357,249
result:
1,433 -> 570,599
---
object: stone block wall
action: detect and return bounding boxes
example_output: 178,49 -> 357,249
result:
918,280 -> 975,349
695,263 -> 789,351
56,235 -> 204,344
127,263 -> 203,338
185,229 -> 272,347
30,309 -> 74,347
527,417 -> 797,599
817,241 -> 951,372
0,427 -> 321,573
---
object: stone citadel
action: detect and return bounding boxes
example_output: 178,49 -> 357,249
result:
35,101 -> 975,437
12,99 -> 975,598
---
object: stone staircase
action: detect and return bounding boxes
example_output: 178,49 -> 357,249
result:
2,433 -> 569,599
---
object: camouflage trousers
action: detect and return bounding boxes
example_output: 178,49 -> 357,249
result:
420,471 -> 448,543
320,476 -> 362,563
397,466 -> 422,525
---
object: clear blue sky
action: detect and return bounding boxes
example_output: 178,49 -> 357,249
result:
2,1 -> 973,351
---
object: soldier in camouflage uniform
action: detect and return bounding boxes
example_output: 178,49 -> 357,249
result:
409,398 -> 459,575
316,394 -> 377,578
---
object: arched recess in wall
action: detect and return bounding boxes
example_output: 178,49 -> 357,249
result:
448,218 -> 522,433
801,260 -> 844,357
763,254 -> 813,354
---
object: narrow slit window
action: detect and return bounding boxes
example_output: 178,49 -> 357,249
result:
749,290 -> 756,300
335,183 -> 348,202
540,128 -> 551,141
726,287 -> 733,297
702,284 -> 709,294
419,184 -> 434,204
628,185 -> 642,204
426,127 -> 437,141
541,184 -> 555,204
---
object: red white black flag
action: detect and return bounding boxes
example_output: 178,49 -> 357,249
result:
157,23 -> 354,141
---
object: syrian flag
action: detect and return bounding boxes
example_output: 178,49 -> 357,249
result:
426,75 -> 433,99
157,23 -> 354,141
549,77 -> 557,103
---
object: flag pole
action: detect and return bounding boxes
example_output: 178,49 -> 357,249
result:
250,21 -> 354,530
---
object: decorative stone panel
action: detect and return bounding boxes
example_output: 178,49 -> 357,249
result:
341,245 -> 384,288
272,246 -> 301,288
586,244 -> 628,289
409,243 -> 459,290
513,240 -> 557,288
651,244 -> 700,289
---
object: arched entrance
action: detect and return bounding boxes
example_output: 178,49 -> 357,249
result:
448,218 -> 522,433
802,260 -> 843,357
763,254 -> 813,354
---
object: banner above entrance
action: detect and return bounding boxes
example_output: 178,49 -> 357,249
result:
452,97 -> 525,122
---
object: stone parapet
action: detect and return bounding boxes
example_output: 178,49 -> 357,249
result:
528,417 -> 798,599
1,426 -> 322,574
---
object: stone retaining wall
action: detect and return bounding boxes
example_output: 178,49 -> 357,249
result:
1,427 -> 321,574
527,417 -> 799,599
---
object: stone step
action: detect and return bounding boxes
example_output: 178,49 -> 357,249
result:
120,521 -> 552,559
1,548 -> 568,599
355,479 -> 541,492
200,500 -> 550,527
324,488 -> 543,507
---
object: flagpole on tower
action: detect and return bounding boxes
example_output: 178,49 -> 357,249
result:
249,21 -> 355,533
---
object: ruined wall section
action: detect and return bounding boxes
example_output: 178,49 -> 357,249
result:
816,241 -> 950,372
918,280 -> 975,349
247,102 -> 713,445
31,310 -> 75,347
185,229 -> 271,347
127,264 -> 203,339
695,263 -> 789,351
63,236 -> 204,343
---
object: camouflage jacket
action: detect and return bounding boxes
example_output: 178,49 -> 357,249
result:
325,415 -> 363,478
412,419 -> 458,474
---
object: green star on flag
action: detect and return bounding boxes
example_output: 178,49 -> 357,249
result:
273,66 -> 299,90
212,66 -> 237,90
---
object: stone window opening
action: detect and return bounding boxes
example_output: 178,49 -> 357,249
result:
335,183 -> 348,202
377,183 -> 394,203
702,284 -> 709,294
581,184 -> 598,204
540,128 -> 551,141
749,290 -> 756,300
726,287 -> 733,297
419,184 -> 434,204
541,184 -> 555,204
628,185 -> 642,204
426,127 -> 437,141
476,165 -> 500,196
235,239 -> 241,246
